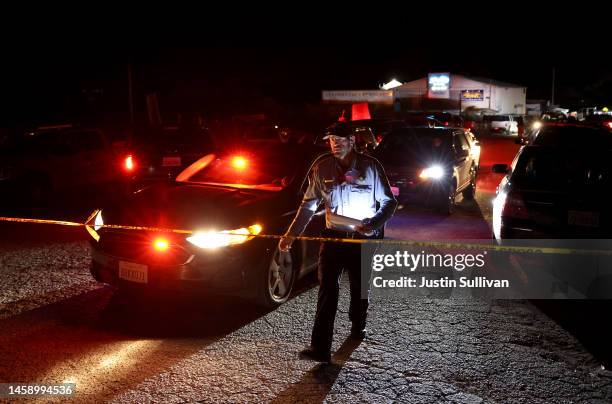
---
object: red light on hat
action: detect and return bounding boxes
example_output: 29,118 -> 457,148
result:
351,103 -> 371,121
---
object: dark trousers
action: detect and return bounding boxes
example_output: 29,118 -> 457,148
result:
311,233 -> 374,353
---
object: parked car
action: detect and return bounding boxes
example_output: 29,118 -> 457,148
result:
426,112 -> 464,129
492,143 -> 612,240
374,127 -> 479,214
482,115 -> 520,135
0,125 -> 128,208
88,142 -> 324,307
314,116 -> 442,150
582,114 -> 612,130
492,144 -> 612,298
124,125 -> 215,192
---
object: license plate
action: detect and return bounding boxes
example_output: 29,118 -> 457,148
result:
162,156 -> 182,167
568,210 -> 600,227
390,186 -> 400,196
118,261 -> 148,283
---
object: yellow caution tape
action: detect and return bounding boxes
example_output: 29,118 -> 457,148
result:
1,216 -> 612,256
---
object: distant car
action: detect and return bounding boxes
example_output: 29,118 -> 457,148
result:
88,142 -> 324,307
426,112 -> 465,129
374,127 -> 479,214
124,125 -> 215,191
582,114 -> 612,130
0,125 -> 127,208
404,114 -> 442,128
482,115 -> 520,135
314,117 -> 441,150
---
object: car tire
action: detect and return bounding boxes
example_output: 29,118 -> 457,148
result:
254,244 -> 298,308
462,166 -> 477,200
438,180 -> 456,215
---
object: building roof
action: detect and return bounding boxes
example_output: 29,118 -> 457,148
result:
460,75 -> 525,88
396,74 -> 526,89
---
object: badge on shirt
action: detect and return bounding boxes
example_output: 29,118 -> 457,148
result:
344,168 -> 364,185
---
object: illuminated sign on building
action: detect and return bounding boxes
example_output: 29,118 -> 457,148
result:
428,73 -> 450,99
322,90 -> 394,104
461,89 -> 484,101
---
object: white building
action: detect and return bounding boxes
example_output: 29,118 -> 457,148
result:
393,73 -> 527,115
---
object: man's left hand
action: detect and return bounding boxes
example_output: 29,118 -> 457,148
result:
355,218 -> 374,235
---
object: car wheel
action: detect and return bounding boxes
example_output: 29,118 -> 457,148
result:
438,180 -> 456,215
255,246 -> 298,308
462,166 -> 477,200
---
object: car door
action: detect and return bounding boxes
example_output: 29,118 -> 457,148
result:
452,131 -> 472,189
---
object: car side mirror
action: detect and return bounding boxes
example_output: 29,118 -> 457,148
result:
492,164 -> 509,174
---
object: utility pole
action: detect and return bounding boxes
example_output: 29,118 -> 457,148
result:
551,67 -> 556,107
128,63 -> 135,144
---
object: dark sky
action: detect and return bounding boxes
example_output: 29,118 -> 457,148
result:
1,46 -> 610,128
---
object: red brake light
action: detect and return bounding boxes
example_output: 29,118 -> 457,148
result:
502,192 -> 529,220
124,155 -> 135,171
605,121 -> 612,129
153,237 -> 169,252
231,156 -> 248,170
444,121 -> 449,126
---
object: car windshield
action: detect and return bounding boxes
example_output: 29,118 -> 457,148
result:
513,147 -> 612,187
376,130 -> 453,165
176,145 -> 303,191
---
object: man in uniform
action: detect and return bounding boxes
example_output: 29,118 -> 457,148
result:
279,121 -> 397,362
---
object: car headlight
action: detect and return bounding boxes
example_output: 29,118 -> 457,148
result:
492,191 -> 507,242
94,210 -> 104,231
85,209 -> 103,242
186,224 -> 263,249
419,165 -> 445,180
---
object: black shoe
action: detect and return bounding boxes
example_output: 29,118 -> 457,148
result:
299,346 -> 331,363
350,328 -> 367,340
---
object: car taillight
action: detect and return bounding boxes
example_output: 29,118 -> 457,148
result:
153,237 -> 169,252
444,121 -> 449,126
231,156 -> 248,170
376,135 -> 383,144
604,121 -> 612,129
124,155 -> 135,171
502,192 -> 529,220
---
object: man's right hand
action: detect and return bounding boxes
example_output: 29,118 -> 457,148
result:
278,236 -> 295,252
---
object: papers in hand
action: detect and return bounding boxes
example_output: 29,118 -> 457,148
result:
326,212 -> 363,232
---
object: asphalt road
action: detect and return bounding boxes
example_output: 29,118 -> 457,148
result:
1,135 -> 612,403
